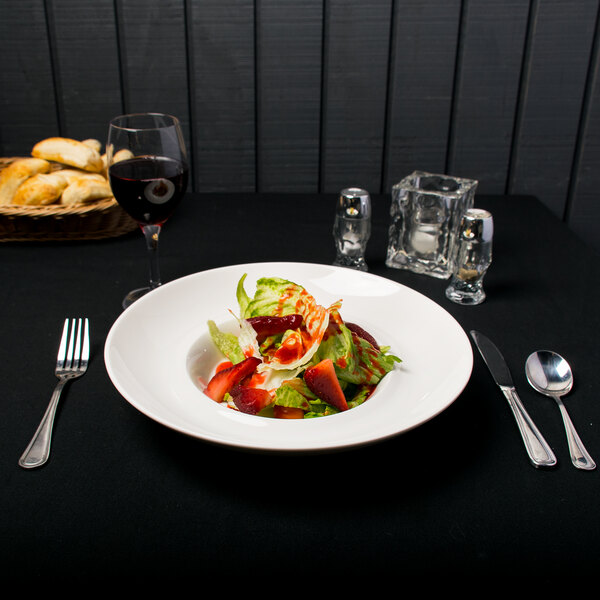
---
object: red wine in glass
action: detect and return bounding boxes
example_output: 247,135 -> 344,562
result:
109,156 -> 188,225
107,113 -> 188,309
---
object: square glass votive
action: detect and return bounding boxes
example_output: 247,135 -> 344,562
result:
386,171 -> 478,279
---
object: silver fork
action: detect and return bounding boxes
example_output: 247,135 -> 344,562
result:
19,318 -> 90,469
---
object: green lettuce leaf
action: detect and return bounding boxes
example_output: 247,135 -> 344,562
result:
304,400 -> 340,418
236,274 -> 251,317
350,334 -> 401,384
316,310 -> 401,385
207,320 -> 245,364
315,312 -> 357,379
237,275 -> 306,318
346,384 -> 375,409
274,379 -> 313,410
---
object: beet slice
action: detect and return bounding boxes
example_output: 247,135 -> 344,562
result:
247,314 -> 303,340
345,322 -> 380,350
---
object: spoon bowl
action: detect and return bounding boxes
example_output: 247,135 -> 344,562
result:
526,350 -> 573,396
525,350 -> 595,470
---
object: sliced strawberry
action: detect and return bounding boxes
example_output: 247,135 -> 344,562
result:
273,405 -> 305,419
345,322 -> 380,350
215,360 -> 234,373
246,314 -> 303,341
304,358 -> 348,412
230,385 -> 273,415
204,357 -> 261,402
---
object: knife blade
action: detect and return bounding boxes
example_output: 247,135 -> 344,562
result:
470,330 -> 557,468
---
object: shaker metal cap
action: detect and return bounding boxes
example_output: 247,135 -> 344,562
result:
338,187 -> 371,218
461,208 -> 493,241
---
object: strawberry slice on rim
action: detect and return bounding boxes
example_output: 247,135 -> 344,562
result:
204,356 -> 261,402
304,358 -> 348,412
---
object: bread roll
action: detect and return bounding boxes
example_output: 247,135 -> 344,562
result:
102,148 -> 134,176
112,148 -> 134,163
81,138 -> 102,153
61,178 -> 112,205
32,137 -> 103,172
56,168 -> 107,185
12,172 -> 68,206
0,158 -> 50,204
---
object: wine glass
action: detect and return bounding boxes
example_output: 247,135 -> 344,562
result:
107,113 -> 189,309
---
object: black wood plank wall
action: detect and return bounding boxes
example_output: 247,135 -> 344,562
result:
1,0 -> 599,252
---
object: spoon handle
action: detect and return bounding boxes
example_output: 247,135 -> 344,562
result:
501,386 -> 557,467
555,397 -> 596,470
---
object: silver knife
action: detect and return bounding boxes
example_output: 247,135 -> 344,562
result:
470,330 -> 557,468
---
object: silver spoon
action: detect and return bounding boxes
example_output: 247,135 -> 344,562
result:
525,350 -> 595,471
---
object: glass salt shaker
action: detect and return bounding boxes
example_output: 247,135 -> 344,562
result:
445,208 -> 493,305
333,187 -> 371,271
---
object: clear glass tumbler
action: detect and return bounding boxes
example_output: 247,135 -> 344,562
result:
445,208 -> 493,305
386,171 -> 478,278
333,187 -> 371,271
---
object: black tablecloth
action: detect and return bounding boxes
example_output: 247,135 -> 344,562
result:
1,193 -> 599,585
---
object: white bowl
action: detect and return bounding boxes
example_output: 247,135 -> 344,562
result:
104,262 -> 473,452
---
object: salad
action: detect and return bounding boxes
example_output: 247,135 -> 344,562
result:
201,275 -> 401,418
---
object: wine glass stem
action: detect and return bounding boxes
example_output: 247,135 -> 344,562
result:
141,224 -> 162,289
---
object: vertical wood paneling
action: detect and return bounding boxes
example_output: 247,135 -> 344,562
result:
255,1 -> 323,192
1,1 -> 600,252
508,0 -> 597,219
320,0 -> 392,193
384,0 -> 461,190
0,0 -> 58,156
187,0 -> 255,192
448,0 -> 530,192
48,0 -> 122,144
118,0 -> 192,183
568,22 -> 600,253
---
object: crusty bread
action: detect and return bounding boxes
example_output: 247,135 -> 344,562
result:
0,137 -> 122,207
56,168 -> 107,185
61,178 -> 112,205
12,172 -> 68,206
0,158 -> 50,204
102,148 -> 134,176
32,137 -> 103,172
112,148 -> 134,163
81,138 -> 102,153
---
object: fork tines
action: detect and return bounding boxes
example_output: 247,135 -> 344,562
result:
59,318 -> 90,372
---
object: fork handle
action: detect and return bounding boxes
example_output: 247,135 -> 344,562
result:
18,378 -> 68,469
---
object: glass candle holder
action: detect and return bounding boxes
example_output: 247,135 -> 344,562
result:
333,187 -> 371,271
445,208 -> 493,305
386,171 -> 478,278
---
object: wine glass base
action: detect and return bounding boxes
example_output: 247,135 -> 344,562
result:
122,287 -> 153,309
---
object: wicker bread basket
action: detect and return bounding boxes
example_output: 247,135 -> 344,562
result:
0,157 -> 137,241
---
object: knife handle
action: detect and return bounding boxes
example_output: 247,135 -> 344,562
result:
500,386 -> 557,468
